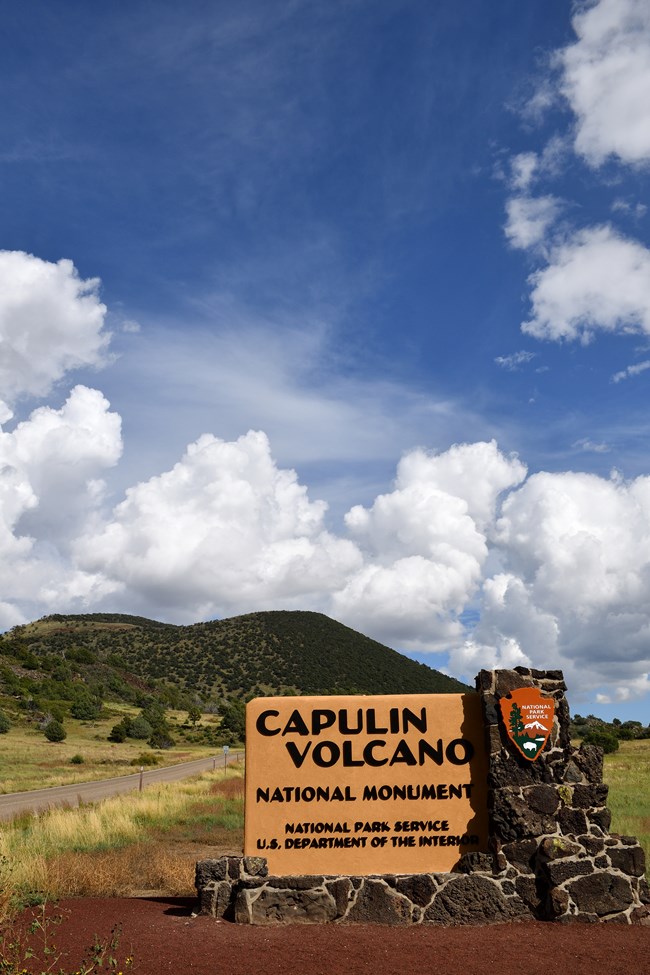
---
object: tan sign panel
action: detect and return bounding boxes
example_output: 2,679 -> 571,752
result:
244,693 -> 488,876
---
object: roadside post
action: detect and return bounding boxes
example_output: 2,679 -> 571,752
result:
223,744 -> 229,770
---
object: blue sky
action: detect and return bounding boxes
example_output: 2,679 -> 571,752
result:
1,0 -> 650,721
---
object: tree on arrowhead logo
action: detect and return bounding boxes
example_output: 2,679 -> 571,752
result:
499,687 -> 555,762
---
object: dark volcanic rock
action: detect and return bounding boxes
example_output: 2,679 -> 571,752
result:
492,789 -> 556,840
195,858 -> 228,885
394,874 -> 437,906
573,743 -> 604,784
572,784 -> 609,808
424,876 -> 529,925
346,880 -> 414,925
568,874 -> 634,917
609,845 -> 646,877
235,886 -> 337,925
558,805 -> 588,835
324,877 -> 353,917
544,858 -> 593,886
527,785 -> 560,815
501,838 -> 538,874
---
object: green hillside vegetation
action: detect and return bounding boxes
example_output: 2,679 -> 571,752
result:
1,609 -> 468,701
571,712 -> 650,752
0,610 -> 469,764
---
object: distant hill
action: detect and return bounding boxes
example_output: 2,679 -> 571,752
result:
1,610 -> 469,704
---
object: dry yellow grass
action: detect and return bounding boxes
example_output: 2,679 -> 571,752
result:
45,845 -> 195,898
0,770 -> 244,918
0,705 -> 221,794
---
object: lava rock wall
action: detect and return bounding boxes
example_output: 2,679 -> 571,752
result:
477,667 -> 648,924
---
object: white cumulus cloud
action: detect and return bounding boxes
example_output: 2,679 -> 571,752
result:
0,386 -> 123,627
5,385 -> 122,543
72,437 -> 527,649
451,470 -> 650,702
504,195 -> 562,251
507,3 -> 650,362
522,225 -> 650,342
332,441 -> 527,649
560,0 -> 650,167
74,430 -> 362,620
0,251 -> 111,404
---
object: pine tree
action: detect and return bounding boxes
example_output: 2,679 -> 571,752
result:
509,702 -> 524,740
44,719 -> 66,742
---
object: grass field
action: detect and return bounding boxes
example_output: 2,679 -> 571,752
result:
0,703 -> 223,794
604,739 -> 650,870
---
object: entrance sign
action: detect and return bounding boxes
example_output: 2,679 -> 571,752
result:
244,693 -> 488,876
499,686 -> 555,762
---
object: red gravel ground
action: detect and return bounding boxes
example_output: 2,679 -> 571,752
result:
8,897 -> 650,975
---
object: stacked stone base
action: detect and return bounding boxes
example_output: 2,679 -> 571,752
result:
195,849 -> 649,925
195,855 -> 531,925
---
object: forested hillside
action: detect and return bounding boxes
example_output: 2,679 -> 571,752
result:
0,610 -> 469,713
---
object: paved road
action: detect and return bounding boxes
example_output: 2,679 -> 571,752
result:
0,752 -> 243,821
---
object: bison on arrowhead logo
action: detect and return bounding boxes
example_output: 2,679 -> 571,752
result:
499,687 -> 555,762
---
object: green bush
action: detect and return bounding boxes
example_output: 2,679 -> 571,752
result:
47,704 -> 66,723
69,753 -> 84,764
66,646 -> 96,664
148,728 -> 175,750
44,719 -> 66,742
219,699 -> 246,743
616,726 -> 637,741
130,751 -> 159,766
0,710 -> 10,733
128,716 -> 153,740
108,721 -> 128,742
70,694 -> 101,720
187,705 -> 202,727
582,728 -> 619,754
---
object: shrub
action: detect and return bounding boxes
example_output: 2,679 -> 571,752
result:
66,646 -> 96,665
582,728 -> 619,754
48,704 -> 66,723
187,705 -> 202,727
616,726 -> 637,741
70,695 -> 101,721
128,716 -> 153,740
108,721 -> 128,743
219,699 -> 246,743
0,710 -> 10,734
130,752 -> 159,766
69,754 -> 85,764
44,719 -> 67,742
148,728 -> 175,750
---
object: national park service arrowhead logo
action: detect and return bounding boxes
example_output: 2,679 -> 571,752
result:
499,687 -> 555,762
